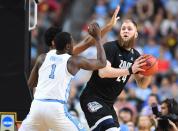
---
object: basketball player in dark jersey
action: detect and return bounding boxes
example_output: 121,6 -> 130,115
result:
80,19 -> 152,131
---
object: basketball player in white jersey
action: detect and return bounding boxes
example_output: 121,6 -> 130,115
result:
19,23 -> 106,131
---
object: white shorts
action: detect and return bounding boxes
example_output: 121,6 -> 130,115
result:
18,99 -> 86,131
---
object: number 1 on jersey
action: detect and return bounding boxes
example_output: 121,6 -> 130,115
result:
49,64 -> 56,79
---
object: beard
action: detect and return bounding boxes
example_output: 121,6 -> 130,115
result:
118,34 -> 136,49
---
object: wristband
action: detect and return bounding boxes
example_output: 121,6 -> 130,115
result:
128,66 -> 133,75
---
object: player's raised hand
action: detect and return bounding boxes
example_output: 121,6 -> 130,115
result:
88,22 -> 101,41
108,5 -> 120,27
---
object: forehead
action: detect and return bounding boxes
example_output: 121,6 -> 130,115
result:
121,21 -> 136,28
161,103 -> 167,107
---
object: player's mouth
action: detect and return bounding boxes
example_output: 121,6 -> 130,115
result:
123,35 -> 129,38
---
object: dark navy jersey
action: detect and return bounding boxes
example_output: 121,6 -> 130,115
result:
81,40 -> 140,105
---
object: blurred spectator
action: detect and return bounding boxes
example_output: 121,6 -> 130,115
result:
160,11 -> 177,36
171,49 -> 178,74
136,115 -> 155,131
127,86 -> 144,112
154,98 -> 178,131
127,121 -> 135,131
164,0 -> 178,16
136,0 -> 154,21
118,107 -> 135,131
94,0 -> 108,18
119,107 -> 134,124
158,76 -> 173,101
143,37 -> 160,58
114,90 -> 137,119
157,45 -> 172,74
141,94 -> 160,116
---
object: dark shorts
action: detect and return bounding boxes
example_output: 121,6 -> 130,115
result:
80,95 -> 119,131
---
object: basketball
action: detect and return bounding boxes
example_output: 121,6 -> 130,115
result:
139,54 -> 158,76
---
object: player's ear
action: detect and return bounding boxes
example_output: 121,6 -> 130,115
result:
51,41 -> 56,48
66,44 -> 70,50
135,32 -> 138,39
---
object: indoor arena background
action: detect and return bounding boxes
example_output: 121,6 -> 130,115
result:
1,0 -> 178,130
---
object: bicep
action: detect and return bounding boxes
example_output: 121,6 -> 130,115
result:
28,54 -> 45,89
72,56 -> 104,71
77,57 -> 102,70
67,56 -> 103,76
28,64 -> 38,89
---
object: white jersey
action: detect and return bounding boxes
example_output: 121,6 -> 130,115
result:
34,50 -> 74,102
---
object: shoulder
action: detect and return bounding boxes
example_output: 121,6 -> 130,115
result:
104,40 -> 118,50
37,53 -> 46,60
132,48 -> 141,58
36,53 -> 46,64
35,53 -> 47,70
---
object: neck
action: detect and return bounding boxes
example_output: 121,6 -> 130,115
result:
125,47 -> 131,51
56,50 -> 66,55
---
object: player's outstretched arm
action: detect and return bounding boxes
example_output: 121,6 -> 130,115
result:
72,5 -> 120,55
99,61 -> 130,78
99,56 -> 146,78
67,23 -> 106,75
28,54 -> 46,89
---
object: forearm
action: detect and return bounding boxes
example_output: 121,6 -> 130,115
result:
99,67 -> 130,78
134,74 -> 152,88
73,36 -> 92,55
73,23 -> 113,55
95,39 -> 106,67
173,126 -> 178,131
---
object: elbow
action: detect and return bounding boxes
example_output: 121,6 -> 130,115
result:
100,60 -> 107,68
98,69 -> 107,78
28,81 -> 35,89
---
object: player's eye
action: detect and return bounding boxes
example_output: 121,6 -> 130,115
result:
128,27 -> 132,31
122,27 -> 126,30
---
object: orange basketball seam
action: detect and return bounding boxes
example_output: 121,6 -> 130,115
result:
145,59 -> 157,71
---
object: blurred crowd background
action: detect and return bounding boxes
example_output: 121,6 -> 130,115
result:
30,0 -> 178,130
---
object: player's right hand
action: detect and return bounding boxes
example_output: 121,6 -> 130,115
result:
88,22 -> 101,41
132,55 -> 146,74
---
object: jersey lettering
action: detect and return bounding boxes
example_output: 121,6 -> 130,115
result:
117,60 -> 132,82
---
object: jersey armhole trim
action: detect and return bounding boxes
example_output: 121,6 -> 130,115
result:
65,57 -> 74,78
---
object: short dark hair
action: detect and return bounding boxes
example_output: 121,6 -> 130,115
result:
119,107 -> 133,117
44,26 -> 62,47
54,32 -> 72,51
149,93 -> 160,104
161,98 -> 178,114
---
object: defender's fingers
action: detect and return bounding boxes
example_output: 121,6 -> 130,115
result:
114,5 -> 120,16
116,17 -> 120,20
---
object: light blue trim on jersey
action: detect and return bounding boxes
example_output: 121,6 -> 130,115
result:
65,78 -> 73,102
35,99 -> 66,104
64,104 -> 86,131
